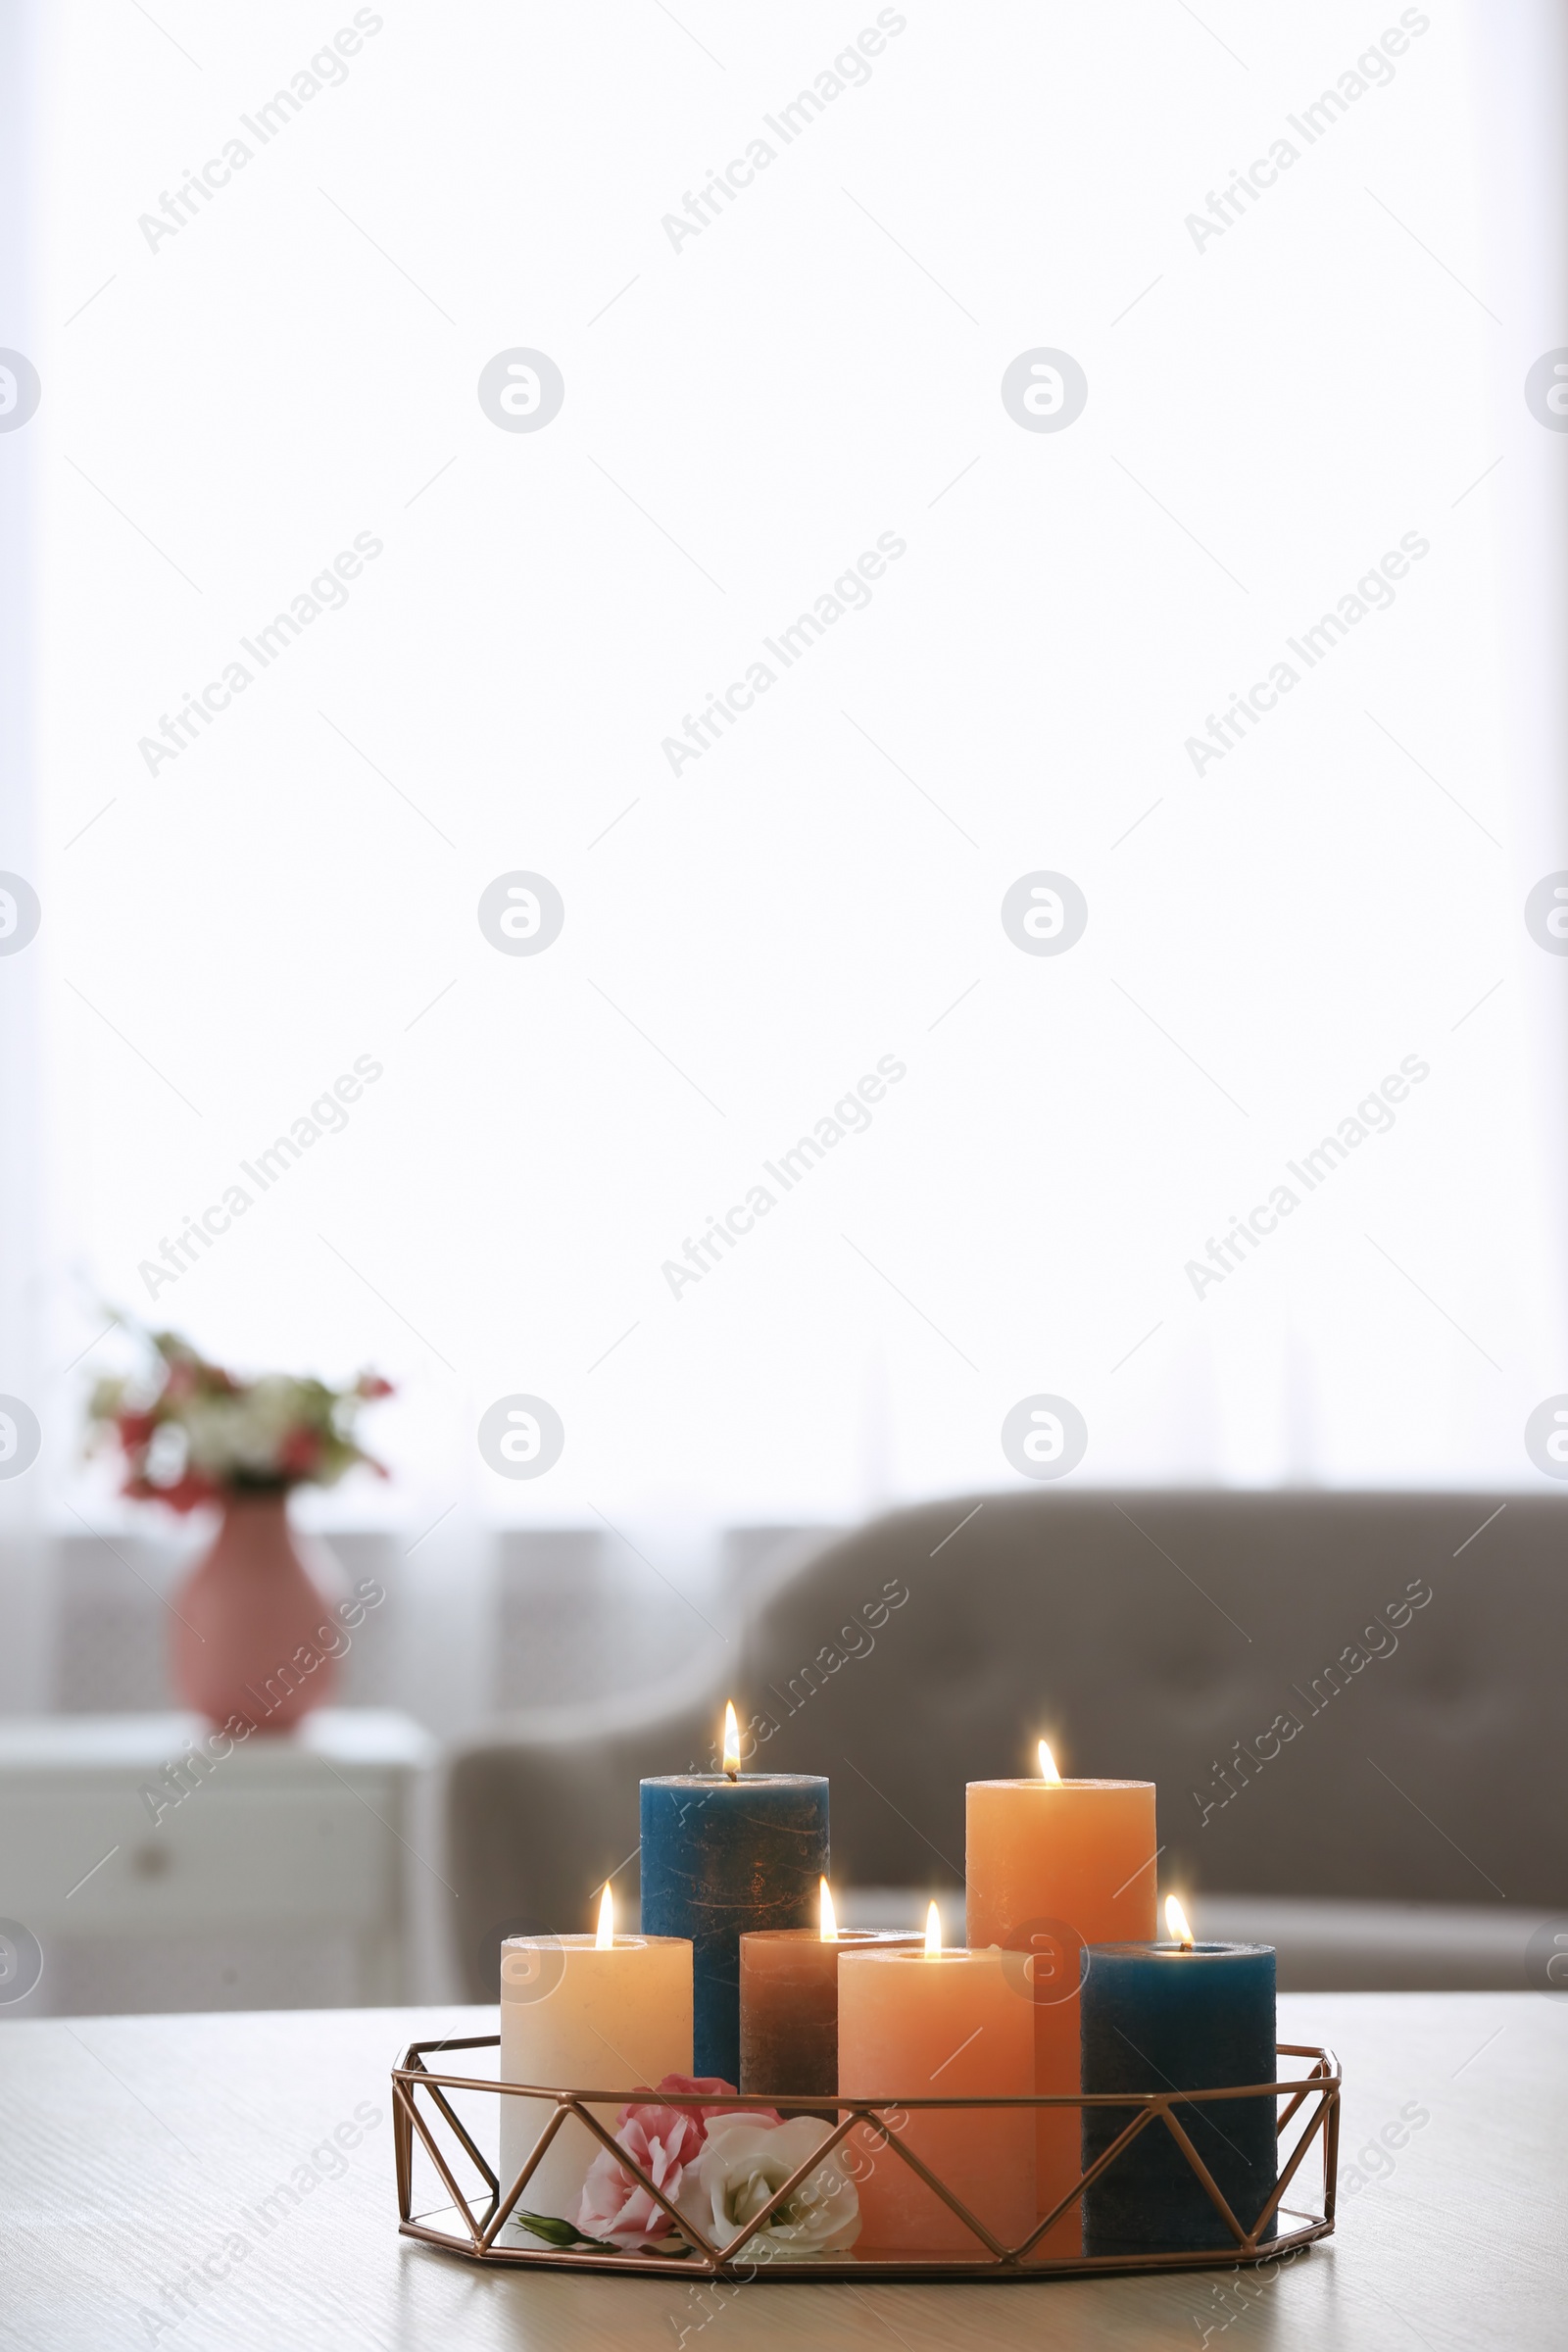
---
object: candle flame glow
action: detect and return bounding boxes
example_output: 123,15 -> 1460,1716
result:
819,1877 -> 839,1942
924,1899 -> 942,1957
1165,1893 -> 1196,1950
722,1700 -> 741,1778
596,1882 -> 614,1948
1037,1739 -> 1061,1783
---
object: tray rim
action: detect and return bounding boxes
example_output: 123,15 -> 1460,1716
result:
392,2035 -> 1341,2282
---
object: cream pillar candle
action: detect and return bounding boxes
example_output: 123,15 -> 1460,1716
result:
966,1745 -> 1155,2249
838,1907 -> 1035,2255
498,1892 -> 692,2235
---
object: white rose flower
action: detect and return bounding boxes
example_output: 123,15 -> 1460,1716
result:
183,1379 -> 301,1478
680,2116 -> 860,2260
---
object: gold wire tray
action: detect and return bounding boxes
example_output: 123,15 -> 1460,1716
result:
392,2035 -> 1340,2282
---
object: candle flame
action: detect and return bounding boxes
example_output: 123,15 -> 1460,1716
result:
1165,1893 -> 1196,1950
1037,1739 -> 1061,1783
819,1877 -> 839,1942
595,1882 -> 614,1948
924,1899 -> 942,1957
722,1700 -> 741,1778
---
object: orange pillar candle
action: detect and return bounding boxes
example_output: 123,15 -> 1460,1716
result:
741,1883 -> 921,2097
966,1745 -> 1156,2249
838,1908 -> 1035,2255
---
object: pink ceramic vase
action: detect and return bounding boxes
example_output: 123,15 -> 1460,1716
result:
171,1492 -> 340,1732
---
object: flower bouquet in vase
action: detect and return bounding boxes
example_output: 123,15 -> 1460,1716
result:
87,1329 -> 393,1731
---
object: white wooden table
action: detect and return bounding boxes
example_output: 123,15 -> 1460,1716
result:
0,1992 -> 1560,2349
0,1710 -> 437,2014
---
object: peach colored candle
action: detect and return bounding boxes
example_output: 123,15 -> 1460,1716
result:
499,1890 -> 691,2235
741,1929 -> 922,2098
966,1748 -> 1155,2250
838,1915 -> 1035,2255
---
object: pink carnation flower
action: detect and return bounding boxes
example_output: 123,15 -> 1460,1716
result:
575,2075 -> 781,2249
577,2108 -> 695,2248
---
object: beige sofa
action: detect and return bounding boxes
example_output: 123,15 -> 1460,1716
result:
446,1490 -> 1568,1995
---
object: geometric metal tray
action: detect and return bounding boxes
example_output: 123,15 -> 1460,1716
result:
393,2036 -> 1340,2282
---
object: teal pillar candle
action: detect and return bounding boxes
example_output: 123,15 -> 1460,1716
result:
1080,1940 -> 1277,2254
640,1773 -> 828,2084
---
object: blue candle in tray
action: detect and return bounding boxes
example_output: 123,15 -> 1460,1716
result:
641,1703 -> 828,2082
1080,1899 -> 1277,2255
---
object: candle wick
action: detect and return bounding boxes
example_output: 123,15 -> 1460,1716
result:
724,1766 -> 738,1782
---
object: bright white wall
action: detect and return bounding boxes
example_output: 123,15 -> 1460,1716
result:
13,0 -> 1568,1536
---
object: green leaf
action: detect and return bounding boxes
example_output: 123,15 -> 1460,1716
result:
511,2209 -> 694,2256
512,2209 -> 604,2247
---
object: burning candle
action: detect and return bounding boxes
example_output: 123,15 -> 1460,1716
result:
838,1901 -> 1035,2255
498,1882 -> 693,2236
1080,1897 -> 1278,2254
640,1701 -> 829,2082
739,1879 -> 922,2098
966,1740 -> 1155,2248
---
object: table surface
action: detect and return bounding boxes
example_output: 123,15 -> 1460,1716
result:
0,1707 -> 436,1772
0,1993 -> 1561,2350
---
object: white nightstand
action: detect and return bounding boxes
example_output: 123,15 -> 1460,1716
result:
0,1708 -> 438,2018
